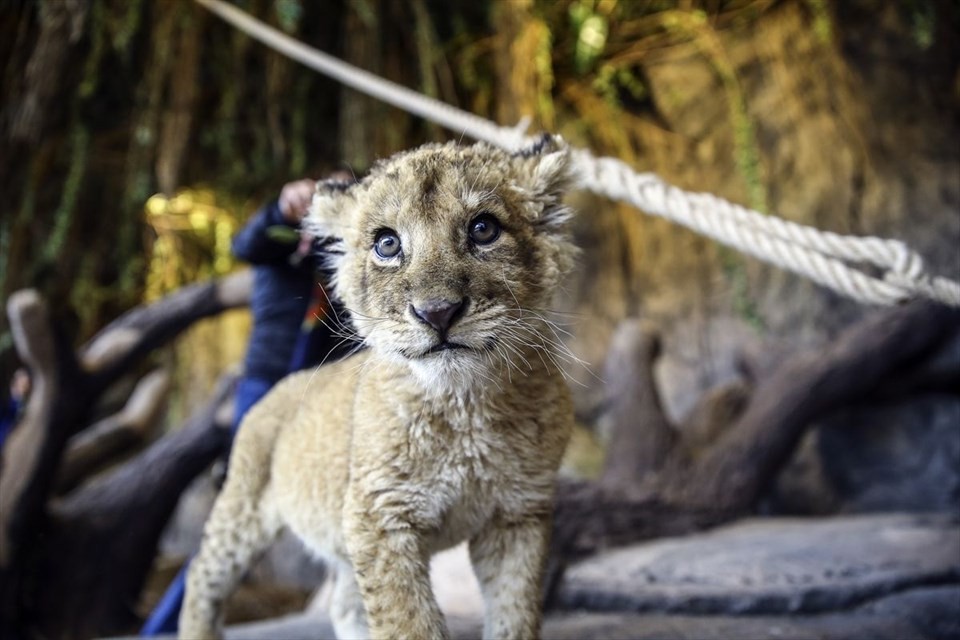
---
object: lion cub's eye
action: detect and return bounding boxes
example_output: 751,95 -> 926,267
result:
374,229 -> 402,259
468,213 -> 501,246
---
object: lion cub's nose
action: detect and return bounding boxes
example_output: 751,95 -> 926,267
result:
412,298 -> 466,335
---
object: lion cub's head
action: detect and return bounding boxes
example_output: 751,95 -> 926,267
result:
307,136 -> 576,381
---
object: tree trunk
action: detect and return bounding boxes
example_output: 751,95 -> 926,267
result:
0,273 -> 250,639
26,376 -> 235,639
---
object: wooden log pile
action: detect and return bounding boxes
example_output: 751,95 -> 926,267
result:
546,301 -> 960,601
0,272 -> 250,639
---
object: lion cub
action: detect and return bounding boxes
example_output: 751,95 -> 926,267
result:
180,137 -> 577,640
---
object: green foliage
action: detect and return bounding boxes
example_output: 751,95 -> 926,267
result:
350,0 -> 378,29
80,0 -> 107,98
803,0 -> 833,44
110,0 -> 144,54
533,18 -> 557,128
448,13 -> 495,118
3,0 -> 794,348
289,77 -> 311,176
722,251 -> 766,332
593,63 -> 647,107
569,1 -> 609,74
730,93 -> 767,215
43,124 -> 90,264
906,0 -> 936,49
274,0 -> 303,33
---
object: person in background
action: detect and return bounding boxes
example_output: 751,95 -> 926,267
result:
142,174 -> 355,635
229,174 -> 354,432
0,368 -> 30,455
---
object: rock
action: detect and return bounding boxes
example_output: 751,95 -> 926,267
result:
771,394 -> 960,516
112,585 -> 958,640
857,586 -> 960,640
540,586 -> 960,640
118,514 -> 957,640
557,513 -> 960,615
818,396 -> 960,514
134,586 -> 956,640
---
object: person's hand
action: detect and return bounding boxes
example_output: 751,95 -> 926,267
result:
278,179 -> 316,224
10,369 -> 29,400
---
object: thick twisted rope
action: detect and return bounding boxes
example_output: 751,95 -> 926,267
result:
196,0 -> 960,308
575,152 -> 960,306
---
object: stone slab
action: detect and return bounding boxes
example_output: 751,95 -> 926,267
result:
539,586 -> 958,640
108,514 -> 959,639
110,585 -> 957,640
557,513 -> 960,615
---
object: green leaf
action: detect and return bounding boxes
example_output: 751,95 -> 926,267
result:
266,225 -> 301,244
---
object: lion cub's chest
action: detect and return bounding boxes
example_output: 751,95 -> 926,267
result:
395,397 -> 537,550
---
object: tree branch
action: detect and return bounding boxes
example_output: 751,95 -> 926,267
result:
597,319 -> 676,490
681,301 -> 960,510
80,270 -> 252,385
544,301 -> 960,606
55,369 -> 172,495
28,374 -> 237,639
678,379 -> 752,454
0,291 -> 83,564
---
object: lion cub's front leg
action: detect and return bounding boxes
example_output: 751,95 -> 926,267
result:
179,473 -> 280,639
470,511 -> 552,640
343,487 -> 449,640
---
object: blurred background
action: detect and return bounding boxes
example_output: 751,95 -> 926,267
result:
2,0 -> 958,413
2,0 -> 958,418
0,0 -> 958,638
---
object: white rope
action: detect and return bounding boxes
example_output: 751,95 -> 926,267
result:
194,0 -> 528,151
572,151 -> 960,307
196,0 -> 960,308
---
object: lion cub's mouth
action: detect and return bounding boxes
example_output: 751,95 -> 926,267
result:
425,341 -> 470,355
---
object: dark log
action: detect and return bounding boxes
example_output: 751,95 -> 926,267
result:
545,478 -> 737,608
680,301 -> 960,510
545,301 -> 960,606
81,269 -> 252,385
23,374 -> 236,640
2,272 -> 251,574
0,292 -> 94,637
0,293 -> 61,633
0,291 -> 86,565
55,369 -> 172,495
678,379 -> 753,454
0,274 -> 250,638
552,479 -> 735,558
862,330 -> 960,401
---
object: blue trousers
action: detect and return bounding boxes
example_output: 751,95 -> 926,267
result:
140,375 -> 274,635
231,376 -> 275,434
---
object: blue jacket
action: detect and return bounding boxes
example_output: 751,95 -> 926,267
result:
0,396 -> 21,453
232,200 -> 316,384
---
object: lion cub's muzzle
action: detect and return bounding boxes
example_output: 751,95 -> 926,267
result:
410,297 -> 468,339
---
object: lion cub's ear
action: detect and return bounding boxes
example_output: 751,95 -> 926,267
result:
509,134 -> 574,231
304,178 -> 356,252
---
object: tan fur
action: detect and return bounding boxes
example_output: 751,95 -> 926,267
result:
180,138 -> 578,640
